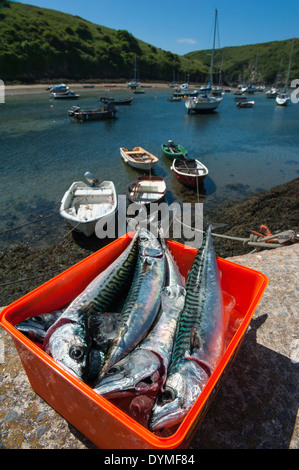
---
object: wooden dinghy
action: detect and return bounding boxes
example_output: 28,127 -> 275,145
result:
120,146 -> 158,170
127,176 -> 166,205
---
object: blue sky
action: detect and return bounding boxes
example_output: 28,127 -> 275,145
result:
13,0 -> 298,55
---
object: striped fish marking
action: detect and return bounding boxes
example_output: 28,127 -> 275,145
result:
95,229 -> 166,381
81,239 -> 138,316
150,226 -> 227,431
169,231 -> 207,370
43,234 -> 138,380
93,230 -> 185,399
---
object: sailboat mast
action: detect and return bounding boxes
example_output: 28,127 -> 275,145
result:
285,39 -> 294,90
210,8 -> 217,86
134,55 -> 137,81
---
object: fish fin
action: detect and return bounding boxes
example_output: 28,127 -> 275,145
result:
88,312 -> 123,348
190,326 -> 201,352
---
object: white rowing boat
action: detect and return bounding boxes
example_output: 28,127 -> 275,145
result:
60,172 -> 117,237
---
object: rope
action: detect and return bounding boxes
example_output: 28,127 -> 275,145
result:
0,201 -> 296,288
0,195 -> 90,236
173,216 -> 295,249
0,269 -> 68,287
0,209 -> 62,235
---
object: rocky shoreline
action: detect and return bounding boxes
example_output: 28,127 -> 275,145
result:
0,177 -> 298,307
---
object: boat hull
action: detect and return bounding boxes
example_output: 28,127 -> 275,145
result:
127,176 -> 167,205
161,144 -> 188,160
114,98 -> 133,105
120,147 -> 158,171
72,110 -> 116,121
276,95 -> 290,106
60,181 -> 117,237
185,96 -> 223,113
52,93 -> 80,100
171,158 -> 208,188
173,171 -> 206,188
69,99 -> 117,121
66,219 -> 100,237
236,101 -> 255,108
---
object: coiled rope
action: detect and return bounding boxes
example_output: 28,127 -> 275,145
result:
174,216 -> 298,249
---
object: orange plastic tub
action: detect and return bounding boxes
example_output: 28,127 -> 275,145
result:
0,234 -> 268,449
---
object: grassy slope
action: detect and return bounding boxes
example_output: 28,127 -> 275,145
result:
0,1 -> 204,82
186,39 -> 299,85
0,1 -> 297,84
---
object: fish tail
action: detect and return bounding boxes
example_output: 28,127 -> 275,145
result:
185,227 -> 209,290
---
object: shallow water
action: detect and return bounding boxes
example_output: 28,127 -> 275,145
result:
0,86 -> 298,247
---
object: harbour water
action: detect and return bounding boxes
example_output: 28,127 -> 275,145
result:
0,86 -> 298,248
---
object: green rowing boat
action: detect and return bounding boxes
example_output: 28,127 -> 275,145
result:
161,140 -> 188,160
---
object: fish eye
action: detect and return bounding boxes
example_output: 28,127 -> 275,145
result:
162,387 -> 176,403
107,366 -> 118,375
140,376 -> 153,385
69,345 -> 85,362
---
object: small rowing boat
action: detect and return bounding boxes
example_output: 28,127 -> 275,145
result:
52,90 -> 80,99
236,100 -> 255,108
113,97 -> 133,105
120,146 -> 158,171
60,172 -> 117,237
127,176 -> 166,205
171,158 -> 208,188
161,140 -> 188,160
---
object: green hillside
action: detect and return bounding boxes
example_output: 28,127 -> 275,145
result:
0,1 -> 205,82
186,39 -> 299,86
0,1 -> 297,85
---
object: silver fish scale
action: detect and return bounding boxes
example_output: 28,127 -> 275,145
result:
93,233 -> 185,398
169,231 -> 208,371
81,237 -> 138,316
98,230 -> 165,377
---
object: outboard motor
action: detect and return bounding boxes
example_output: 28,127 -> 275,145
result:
84,171 -> 100,187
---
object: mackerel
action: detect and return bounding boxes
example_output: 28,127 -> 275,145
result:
95,228 -> 166,382
150,225 -> 227,431
94,233 -> 185,398
43,233 -> 138,380
16,309 -> 64,343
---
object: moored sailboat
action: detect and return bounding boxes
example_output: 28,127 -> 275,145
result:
185,9 -> 223,113
276,39 -> 294,106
